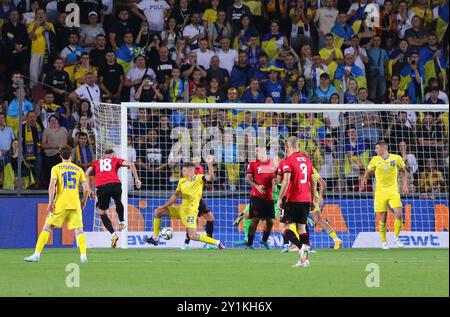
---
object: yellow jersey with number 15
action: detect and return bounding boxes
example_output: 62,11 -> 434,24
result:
51,162 -> 86,211
367,154 -> 405,194
176,174 -> 205,210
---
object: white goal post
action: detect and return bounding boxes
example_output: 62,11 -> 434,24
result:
90,102 -> 449,249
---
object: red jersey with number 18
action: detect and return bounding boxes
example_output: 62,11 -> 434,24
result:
282,152 -> 313,202
92,156 -> 124,187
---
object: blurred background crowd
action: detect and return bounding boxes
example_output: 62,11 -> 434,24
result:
0,0 -> 448,195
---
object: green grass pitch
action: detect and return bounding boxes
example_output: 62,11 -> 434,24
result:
0,248 -> 448,297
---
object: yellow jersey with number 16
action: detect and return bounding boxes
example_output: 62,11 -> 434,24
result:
51,162 -> 86,211
367,154 -> 405,195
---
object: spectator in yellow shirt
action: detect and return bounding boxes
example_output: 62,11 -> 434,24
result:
202,0 -> 219,29
73,52 -> 98,88
319,33 -> 343,80
410,0 -> 433,27
419,158 -> 445,199
27,8 -> 55,88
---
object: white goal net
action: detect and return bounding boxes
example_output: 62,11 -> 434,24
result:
91,102 -> 449,249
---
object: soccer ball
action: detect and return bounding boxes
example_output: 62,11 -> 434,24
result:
160,227 -> 174,240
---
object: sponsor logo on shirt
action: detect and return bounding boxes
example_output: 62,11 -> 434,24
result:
159,64 -> 174,71
148,5 -> 166,10
271,92 -> 281,98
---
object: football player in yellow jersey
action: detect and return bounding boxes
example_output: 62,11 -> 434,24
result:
25,145 -> 90,263
309,167 -> 342,249
286,164 -> 342,252
145,156 -> 226,249
360,141 -> 409,249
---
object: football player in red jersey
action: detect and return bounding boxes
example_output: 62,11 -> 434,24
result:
245,146 -> 278,249
85,149 -> 142,248
277,136 -> 316,267
182,157 -> 216,249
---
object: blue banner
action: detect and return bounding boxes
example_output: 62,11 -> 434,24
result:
0,197 -> 447,248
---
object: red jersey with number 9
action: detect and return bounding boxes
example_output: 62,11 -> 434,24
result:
281,152 -> 313,202
92,156 -> 124,187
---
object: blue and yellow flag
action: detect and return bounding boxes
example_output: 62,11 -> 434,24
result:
115,44 -> 139,74
436,4 -> 449,43
419,46 -> 447,88
349,4 -> 367,34
167,78 -> 184,102
330,23 -> 353,49
261,33 -> 285,60
334,64 -> 367,89
399,64 -> 425,103
232,27 -> 258,51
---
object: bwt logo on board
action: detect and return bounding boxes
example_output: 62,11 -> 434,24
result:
399,234 -> 441,247
65,4 -> 81,28
128,234 -> 167,246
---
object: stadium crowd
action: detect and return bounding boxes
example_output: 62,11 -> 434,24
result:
0,0 -> 448,195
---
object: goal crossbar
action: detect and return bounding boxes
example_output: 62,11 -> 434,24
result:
120,102 -> 449,112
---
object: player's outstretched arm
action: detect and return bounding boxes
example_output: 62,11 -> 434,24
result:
359,169 -> 373,192
309,174 -> 317,211
399,167 -> 409,195
81,181 -> 89,209
317,176 -> 327,207
47,178 -> 57,213
162,191 -> 181,209
204,155 -> 215,182
85,166 -> 96,199
122,160 -> 142,189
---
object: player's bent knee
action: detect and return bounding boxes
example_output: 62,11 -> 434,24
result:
251,218 -> 259,226
75,228 -> 84,235
312,212 -> 321,222
43,224 -> 53,232
298,224 -> 307,234
188,231 -> 197,240
158,208 -> 170,216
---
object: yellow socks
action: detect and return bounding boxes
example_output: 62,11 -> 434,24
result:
199,234 -> 219,246
327,229 -> 339,241
379,222 -> 387,243
394,219 -> 402,238
289,224 -> 299,239
76,233 -> 87,255
35,230 -> 50,254
153,217 -> 162,238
